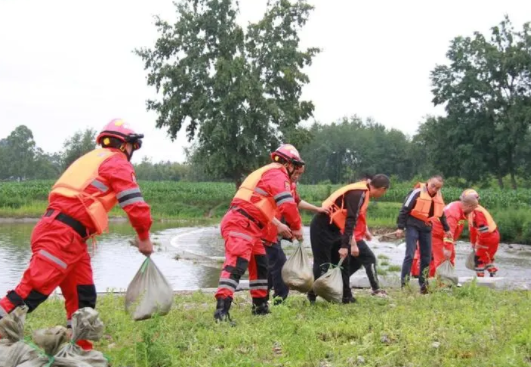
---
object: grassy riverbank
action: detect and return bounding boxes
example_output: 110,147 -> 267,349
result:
24,286 -> 531,366
1,181 -> 531,243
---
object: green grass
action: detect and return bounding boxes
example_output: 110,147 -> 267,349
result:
387,265 -> 402,272
21,287 -> 531,366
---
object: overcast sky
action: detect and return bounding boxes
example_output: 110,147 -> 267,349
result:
1,0 -> 530,163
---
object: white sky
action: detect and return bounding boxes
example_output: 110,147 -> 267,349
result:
1,0 -> 530,163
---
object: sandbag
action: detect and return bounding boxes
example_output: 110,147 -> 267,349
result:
125,257 -> 174,321
281,241 -> 314,292
465,249 -> 475,270
435,260 -> 459,285
312,258 -> 344,303
0,306 -> 45,367
30,308 -> 108,367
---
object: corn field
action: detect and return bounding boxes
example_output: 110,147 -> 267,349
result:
0,180 -> 529,210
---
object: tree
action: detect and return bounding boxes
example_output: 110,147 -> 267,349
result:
62,128 -> 97,169
0,125 -> 37,180
431,16 -> 531,188
299,117 -> 414,184
33,149 -> 62,179
136,0 -> 319,187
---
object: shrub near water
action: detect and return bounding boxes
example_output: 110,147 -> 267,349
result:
24,287 -> 531,366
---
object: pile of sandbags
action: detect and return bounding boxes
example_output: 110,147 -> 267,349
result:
0,307 -> 109,367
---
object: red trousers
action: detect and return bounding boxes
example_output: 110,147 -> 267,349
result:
215,210 -> 268,300
475,231 -> 500,274
411,237 -> 455,278
0,212 -> 96,324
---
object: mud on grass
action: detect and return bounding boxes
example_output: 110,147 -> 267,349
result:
24,286 -> 531,367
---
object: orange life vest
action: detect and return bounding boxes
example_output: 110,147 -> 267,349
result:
410,182 -> 445,222
468,205 -> 497,233
233,163 -> 286,222
49,148 -> 124,235
322,182 -> 370,233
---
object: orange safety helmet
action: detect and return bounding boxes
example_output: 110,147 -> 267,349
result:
96,118 -> 144,150
460,189 -> 480,200
271,144 -> 305,166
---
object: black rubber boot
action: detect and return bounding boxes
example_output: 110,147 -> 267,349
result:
342,296 -> 357,304
214,297 -> 234,323
251,297 -> 270,315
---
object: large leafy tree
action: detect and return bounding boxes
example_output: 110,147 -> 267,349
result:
300,117 -> 413,184
136,0 -> 319,187
0,125 -> 36,180
431,16 -> 531,188
62,128 -> 97,170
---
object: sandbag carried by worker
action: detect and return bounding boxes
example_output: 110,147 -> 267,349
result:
126,257 -> 174,321
281,241 -> 314,292
312,259 -> 344,303
465,249 -> 475,271
435,260 -> 459,285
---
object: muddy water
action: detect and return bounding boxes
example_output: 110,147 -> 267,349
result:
1,223 -> 530,296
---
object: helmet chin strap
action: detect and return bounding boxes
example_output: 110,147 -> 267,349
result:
286,163 -> 296,178
119,144 -> 133,161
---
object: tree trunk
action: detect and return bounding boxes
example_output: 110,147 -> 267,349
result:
234,178 -> 242,191
510,170 -> 517,190
497,175 -> 504,189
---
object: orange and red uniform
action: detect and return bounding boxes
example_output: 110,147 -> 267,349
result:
469,205 -> 499,276
0,148 -> 152,325
216,164 -> 301,302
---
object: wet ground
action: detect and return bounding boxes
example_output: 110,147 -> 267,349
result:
1,222 -> 530,296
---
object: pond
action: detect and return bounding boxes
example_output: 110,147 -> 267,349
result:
1,222 -> 530,297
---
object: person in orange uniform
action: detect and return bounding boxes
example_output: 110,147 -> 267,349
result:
467,192 -> 500,277
262,165 -> 328,304
411,190 -> 479,277
0,119 -> 154,350
214,144 -> 304,322
307,174 -> 390,304
397,176 -> 452,293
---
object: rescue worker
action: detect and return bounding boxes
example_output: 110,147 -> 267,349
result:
214,144 -> 304,322
467,190 -> 500,277
411,191 -> 479,277
396,176 -> 452,293
0,119 -> 153,350
262,164 -> 328,305
346,173 -> 387,297
307,174 -> 390,304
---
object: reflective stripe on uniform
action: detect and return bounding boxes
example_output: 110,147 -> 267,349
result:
117,187 -> 145,208
249,279 -> 268,286
119,197 -> 145,208
255,187 -> 269,196
249,285 -> 269,290
478,225 -> 489,233
90,179 -> 109,192
404,188 -> 421,207
218,280 -> 237,291
249,279 -> 268,290
228,231 -> 253,242
220,278 -> 239,288
117,187 -> 141,200
274,191 -> 295,205
39,249 -> 67,269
